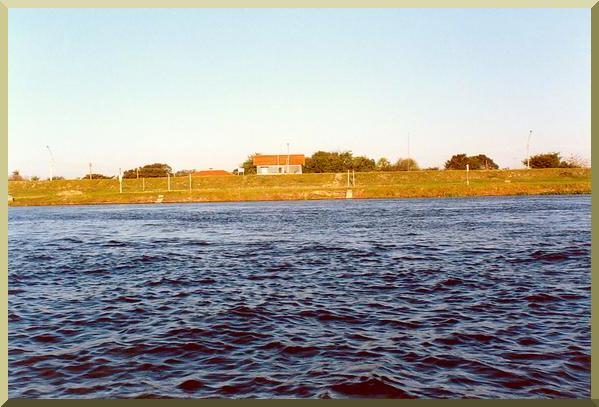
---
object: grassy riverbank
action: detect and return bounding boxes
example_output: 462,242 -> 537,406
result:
7,168 -> 591,207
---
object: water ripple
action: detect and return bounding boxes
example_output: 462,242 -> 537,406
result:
8,195 -> 591,398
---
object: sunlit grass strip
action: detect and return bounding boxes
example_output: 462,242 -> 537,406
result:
7,168 -> 591,206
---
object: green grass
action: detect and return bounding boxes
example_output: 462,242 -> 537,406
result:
7,168 -> 591,207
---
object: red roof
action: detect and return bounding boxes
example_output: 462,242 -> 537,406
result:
253,154 -> 305,166
193,170 -> 232,176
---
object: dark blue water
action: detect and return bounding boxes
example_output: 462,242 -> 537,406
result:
8,195 -> 591,398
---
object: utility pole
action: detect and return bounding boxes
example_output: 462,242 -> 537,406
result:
88,162 -> 92,180
527,129 -> 533,169
136,167 -> 139,179
46,145 -> 55,181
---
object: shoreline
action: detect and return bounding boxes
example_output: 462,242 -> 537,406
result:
7,190 -> 591,209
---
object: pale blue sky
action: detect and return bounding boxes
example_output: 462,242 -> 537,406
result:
9,8 -> 590,178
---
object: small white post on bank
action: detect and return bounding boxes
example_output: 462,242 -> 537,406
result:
118,168 -> 123,193
466,164 -> 470,186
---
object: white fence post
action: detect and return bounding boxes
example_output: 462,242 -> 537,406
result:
466,164 -> 470,186
118,168 -> 123,193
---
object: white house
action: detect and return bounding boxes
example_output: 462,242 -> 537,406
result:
253,154 -> 306,175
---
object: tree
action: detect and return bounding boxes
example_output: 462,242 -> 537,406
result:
524,152 -> 588,169
239,154 -> 258,175
376,157 -> 392,171
445,153 -> 498,170
394,158 -> 420,171
524,153 -> 561,169
304,151 -> 357,173
30,176 -> 40,181
304,151 -> 333,173
338,151 -> 354,171
444,154 -> 470,170
9,170 -> 24,181
123,163 -> 172,178
304,151 -> 339,173
469,154 -> 499,170
351,156 -> 376,172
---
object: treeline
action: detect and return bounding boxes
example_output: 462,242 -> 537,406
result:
445,152 -> 587,169
122,164 -> 194,178
238,151 -> 498,174
239,151 -> 426,174
236,151 -> 588,174
305,151 -> 423,173
7,164 -> 192,181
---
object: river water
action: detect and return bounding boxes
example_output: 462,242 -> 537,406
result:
8,195 -> 591,398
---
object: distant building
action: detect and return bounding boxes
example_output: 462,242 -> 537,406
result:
253,154 -> 305,175
193,170 -> 232,176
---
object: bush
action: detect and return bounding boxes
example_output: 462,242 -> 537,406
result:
445,154 -> 469,170
239,154 -> 258,175
352,156 -> 376,172
82,173 -> 112,180
445,153 -> 498,170
394,158 -> 419,171
524,153 -> 561,169
124,163 -> 172,178
560,154 -> 588,168
469,154 -> 499,170
304,151 -> 354,173
376,157 -> 392,171
9,170 -> 24,181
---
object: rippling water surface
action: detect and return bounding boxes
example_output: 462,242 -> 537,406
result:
8,195 -> 591,398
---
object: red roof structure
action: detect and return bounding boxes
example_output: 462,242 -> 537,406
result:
253,154 -> 305,166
